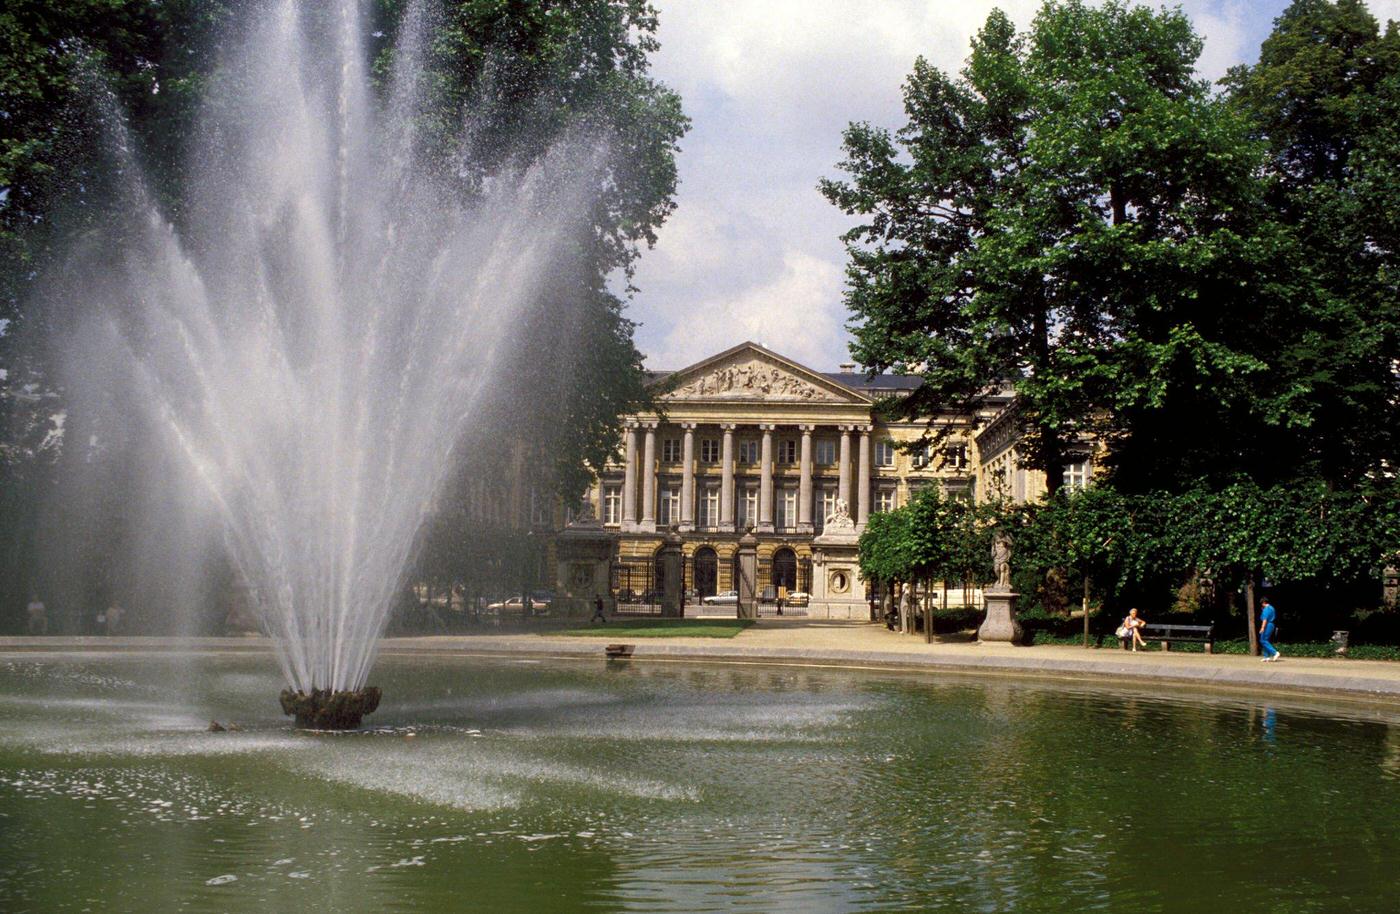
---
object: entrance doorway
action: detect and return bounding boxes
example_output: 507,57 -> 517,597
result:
771,547 -> 797,593
694,547 -> 718,597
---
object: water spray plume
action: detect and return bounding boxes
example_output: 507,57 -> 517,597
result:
52,0 -> 605,724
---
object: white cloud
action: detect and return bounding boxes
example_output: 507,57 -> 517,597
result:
646,249 -> 844,371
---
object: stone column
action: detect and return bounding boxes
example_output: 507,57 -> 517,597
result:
720,424 -> 736,532
622,422 -> 638,528
838,426 -> 852,509
640,421 -> 657,532
679,423 -> 696,532
857,425 -> 872,528
758,424 -> 775,533
798,425 -> 815,533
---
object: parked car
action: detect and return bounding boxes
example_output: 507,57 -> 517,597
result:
785,591 -> 810,607
486,594 -> 551,614
702,590 -> 739,605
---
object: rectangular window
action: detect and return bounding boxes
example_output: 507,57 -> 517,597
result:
875,440 -> 896,467
658,486 -> 680,526
814,439 -> 836,465
739,486 -> 759,528
739,440 -> 759,464
700,486 -> 720,528
778,439 -> 798,464
876,488 -> 896,513
662,438 -> 681,463
1063,460 -> 1092,490
942,444 -> 968,471
816,488 -> 838,533
700,438 -> 721,463
777,488 -> 798,529
603,485 -> 622,525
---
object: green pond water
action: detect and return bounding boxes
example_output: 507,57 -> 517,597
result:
2,650 -> 1399,912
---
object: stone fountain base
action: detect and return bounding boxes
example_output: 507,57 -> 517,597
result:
279,686 -> 382,730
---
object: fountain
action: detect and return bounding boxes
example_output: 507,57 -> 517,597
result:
50,0 -> 606,727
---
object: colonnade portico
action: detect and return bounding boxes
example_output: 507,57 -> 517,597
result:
617,418 -> 875,535
596,341 -> 978,619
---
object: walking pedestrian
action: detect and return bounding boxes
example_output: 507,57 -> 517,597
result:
1259,596 -> 1281,661
591,595 -> 608,624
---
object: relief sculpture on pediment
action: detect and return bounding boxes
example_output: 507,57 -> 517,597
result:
669,359 -> 842,401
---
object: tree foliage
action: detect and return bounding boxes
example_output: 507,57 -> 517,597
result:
1222,0 -> 1400,488
824,0 -> 1400,496
823,0 -> 1301,492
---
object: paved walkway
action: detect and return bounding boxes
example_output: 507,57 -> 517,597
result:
6,621 -> 1400,703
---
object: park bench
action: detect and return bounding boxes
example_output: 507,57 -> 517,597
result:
1140,622 -> 1215,653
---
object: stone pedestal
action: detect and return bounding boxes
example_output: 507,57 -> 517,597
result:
735,530 -> 759,620
554,512 -> 617,617
977,590 -> 1024,643
1384,565 -> 1398,609
658,528 -> 684,618
809,502 -> 867,620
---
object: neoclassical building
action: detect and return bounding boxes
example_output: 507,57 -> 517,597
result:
581,342 -> 1016,616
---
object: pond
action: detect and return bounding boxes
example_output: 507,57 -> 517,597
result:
2,650 -> 1397,912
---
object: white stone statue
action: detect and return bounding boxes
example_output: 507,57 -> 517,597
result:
825,498 -> 855,530
992,529 -> 1012,591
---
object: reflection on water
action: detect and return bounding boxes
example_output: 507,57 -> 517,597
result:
2,652 -> 1399,912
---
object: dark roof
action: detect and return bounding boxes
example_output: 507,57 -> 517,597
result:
821,372 -> 922,394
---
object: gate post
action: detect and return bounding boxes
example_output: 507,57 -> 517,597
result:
736,529 -> 759,620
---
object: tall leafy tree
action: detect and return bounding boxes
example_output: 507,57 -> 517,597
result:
1224,0 -> 1400,488
822,1 -> 1310,493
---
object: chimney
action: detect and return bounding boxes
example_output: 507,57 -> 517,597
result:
839,362 -> 856,374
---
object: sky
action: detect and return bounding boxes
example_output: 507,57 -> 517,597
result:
626,0 -> 1400,373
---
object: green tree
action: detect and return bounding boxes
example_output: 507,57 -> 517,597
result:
822,1 -> 1288,494
1223,0 -> 1400,488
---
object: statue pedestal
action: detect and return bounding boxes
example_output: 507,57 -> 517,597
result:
810,505 -> 867,620
977,591 -> 1024,643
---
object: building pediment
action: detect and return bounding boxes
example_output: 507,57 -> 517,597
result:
656,343 -> 870,405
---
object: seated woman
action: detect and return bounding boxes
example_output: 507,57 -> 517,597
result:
1118,608 -> 1147,652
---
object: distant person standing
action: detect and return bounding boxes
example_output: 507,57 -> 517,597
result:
1259,597 -> 1281,661
105,602 -> 124,635
26,595 -> 47,635
591,595 -> 608,624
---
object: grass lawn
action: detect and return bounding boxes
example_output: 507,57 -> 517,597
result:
561,618 -> 756,639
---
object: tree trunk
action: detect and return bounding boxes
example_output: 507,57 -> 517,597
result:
1082,575 -> 1091,649
1245,575 -> 1260,656
1031,304 -> 1067,495
1110,181 -> 1127,227
925,580 -> 933,644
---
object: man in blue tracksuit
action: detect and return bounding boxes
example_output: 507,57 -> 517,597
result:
1259,597 -> 1280,661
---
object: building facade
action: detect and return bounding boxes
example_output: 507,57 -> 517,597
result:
584,342 -> 991,617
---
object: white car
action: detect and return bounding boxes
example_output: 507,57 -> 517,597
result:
701,590 -> 739,605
